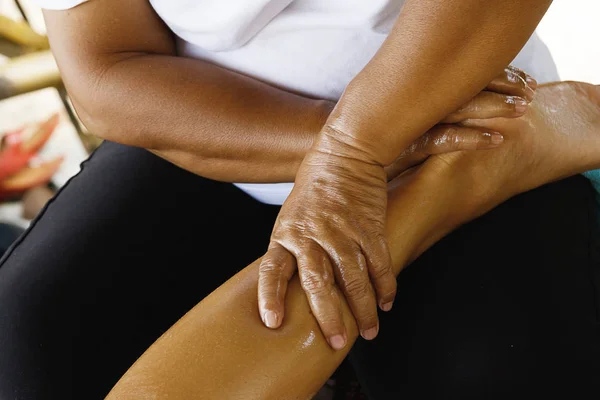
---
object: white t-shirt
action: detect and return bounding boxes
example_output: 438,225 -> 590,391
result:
36,0 -> 559,205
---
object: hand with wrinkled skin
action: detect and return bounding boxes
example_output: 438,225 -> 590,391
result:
107,81 -> 600,400
106,80 -> 600,400
258,68 -> 537,350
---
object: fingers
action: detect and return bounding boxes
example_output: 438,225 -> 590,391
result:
421,125 -> 503,152
386,125 -> 503,177
328,241 -> 380,341
445,66 -> 537,125
388,127 -> 504,176
361,234 -> 396,312
443,91 -> 529,124
258,242 -> 297,329
296,242 -> 348,350
486,65 -> 536,102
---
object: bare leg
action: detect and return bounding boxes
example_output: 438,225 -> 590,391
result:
107,82 -> 600,399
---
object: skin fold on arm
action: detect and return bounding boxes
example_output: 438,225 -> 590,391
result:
256,0 -> 553,346
326,0 -> 553,162
107,82 -> 600,400
42,0 -> 539,184
43,0 -> 332,183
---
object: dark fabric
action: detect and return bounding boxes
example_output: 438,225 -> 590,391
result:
0,142 -> 280,399
0,222 -> 25,257
0,142 -> 598,399
351,175 -> 600,399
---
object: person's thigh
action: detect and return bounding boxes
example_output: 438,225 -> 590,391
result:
350,176 -> 600,399
0,142 -> 279,400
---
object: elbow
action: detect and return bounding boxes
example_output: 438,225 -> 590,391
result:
70,91 -> 146,147
71,97 -> 112,141
65,60 -> 149,147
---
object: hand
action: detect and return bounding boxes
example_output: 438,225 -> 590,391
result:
403,81 -> 600,261
258,67 -> 538,350
385,66 -> 536,178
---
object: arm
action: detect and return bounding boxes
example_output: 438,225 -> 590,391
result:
107,81 -> 600,399
258,0 -> 551,342
43,0 -> 540,184
327,0 -> 551,164
43,0 -> 332,183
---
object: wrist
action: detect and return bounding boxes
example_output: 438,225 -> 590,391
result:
289,99 -> 335,172
314,124 -> 386,167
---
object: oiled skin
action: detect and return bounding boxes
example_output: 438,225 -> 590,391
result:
44,0 -> 551,347
256,0 -> 553,346
42,0 -> 549,184
107,82 -> 600,400
105,172 -> 447,400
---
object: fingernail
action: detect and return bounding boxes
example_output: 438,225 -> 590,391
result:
489,132 -> 504,145
513,97 -> 528,114
263,311 -> 279,329
329,334 -> 347,350
381,301 -> 394,312
526,76 -> 538,90
361,325 -> 379,341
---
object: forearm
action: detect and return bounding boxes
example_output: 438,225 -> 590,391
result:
71,55 -> 332,182
326,0 -> 551,164
44,2 -> 332,184
105,170 -> 457,400
106,82 -> 600,399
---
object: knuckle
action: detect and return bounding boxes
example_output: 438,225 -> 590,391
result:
371,262 -> 393,281
363,235 -> 389,258
299,250 -> 330,272
344,276 -> 372,299
301,271 -> 332,294
259,258 -> 282,274
350,250 -> 368,271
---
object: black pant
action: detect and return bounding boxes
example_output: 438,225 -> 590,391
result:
0,142 -> 598,399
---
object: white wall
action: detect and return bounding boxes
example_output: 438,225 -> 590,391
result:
537,0 -> 600,84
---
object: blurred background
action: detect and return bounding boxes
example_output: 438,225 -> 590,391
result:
0,0 -> 598,245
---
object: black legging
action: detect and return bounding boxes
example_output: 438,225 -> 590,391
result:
0,142 -> 598,400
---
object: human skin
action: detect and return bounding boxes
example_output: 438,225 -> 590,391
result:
42,0 -> 536,184
43,0 -> 537,351
106,82 -> 600,400
258,0 -> 553,347
42,0 -> 549,349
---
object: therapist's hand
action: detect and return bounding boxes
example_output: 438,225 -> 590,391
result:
266,134 -> 391,350
433,81 -> 600,224
391,81 -> 600,269
258,67 -> 538,350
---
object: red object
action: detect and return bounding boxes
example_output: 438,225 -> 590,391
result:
0,113 -> 63,199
